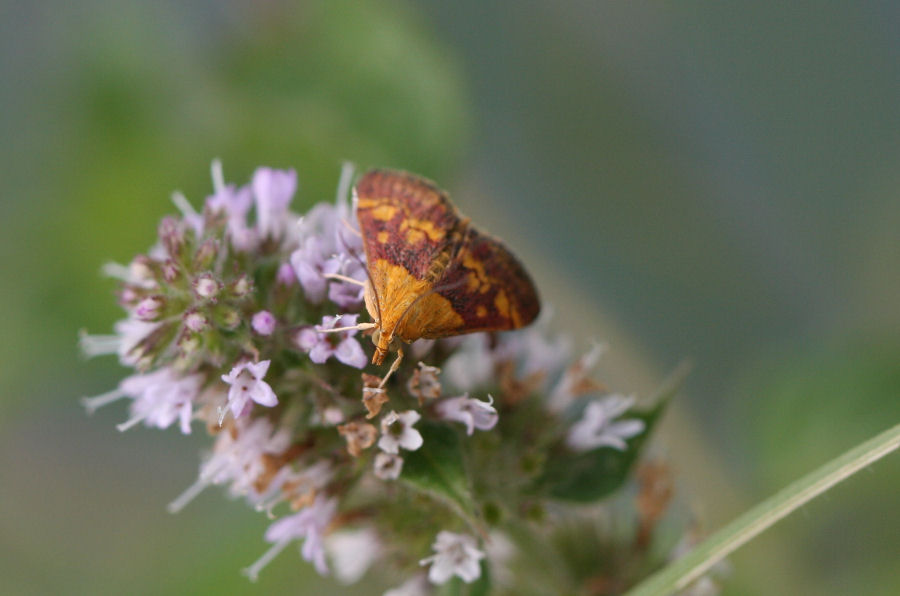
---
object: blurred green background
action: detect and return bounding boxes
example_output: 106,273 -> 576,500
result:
2,1 -> 898,594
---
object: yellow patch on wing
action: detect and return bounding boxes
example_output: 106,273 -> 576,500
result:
406,228 -> 425,244
371,204 -> 399,221
476,305 -> 487,318
377,230 -> 390,243
494,290 -> 510,318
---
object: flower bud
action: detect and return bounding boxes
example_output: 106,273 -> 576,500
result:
183,310 -> 208,332
158,216 -> 185,259
194,274 -> 220,300
194,238 -> 219,270
134,296 -> 164,321
232,275 -> 252,298
218,308 -> 240,330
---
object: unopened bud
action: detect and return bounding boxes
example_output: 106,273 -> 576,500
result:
134,296 -> 164,321
158,217 -> 184,259
184,311 -> 208,332
194,274 -> 220,299
232,275 -> 252,298
219,308 -> 240,330
194,238 -> 219,270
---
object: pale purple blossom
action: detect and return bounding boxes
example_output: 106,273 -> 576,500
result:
295,315 -> 367,369
220,360 -> 278,422
167,416 -> 306,513
253,167 -> 297,239
373,452 -> 403,480
327,255 -> 366,309
378,410 -> 424,454
276,262 -> 296,285
134,296 -> 163,321
79,317 -> 159,366
205,161 -> 255,250
566,394 -> 645,452
419,531 -> 485,585
290,235 -> 334,303
244,495 -> 337,580
251,310 -> 276,335
437,394 -> 498,435
80,368 -> 201,434
288,176 -> 366,307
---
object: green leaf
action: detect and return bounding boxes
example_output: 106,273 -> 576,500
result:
401,421 -> 477,523
539,405 -> 664,502
434,561 -> 491,596
536,363 -> 688,502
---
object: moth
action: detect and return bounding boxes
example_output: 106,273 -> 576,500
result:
323,169 -> 540,384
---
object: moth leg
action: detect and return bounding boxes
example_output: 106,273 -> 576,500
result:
378,346 -> 404,389
316,322 -> 377,333
323,272 -> 366,287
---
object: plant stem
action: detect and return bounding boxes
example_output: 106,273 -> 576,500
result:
625,422 -> 900,596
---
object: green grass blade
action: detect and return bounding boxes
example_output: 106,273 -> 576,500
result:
625,422 -> 900,596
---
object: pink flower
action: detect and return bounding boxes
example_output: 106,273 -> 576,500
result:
244,496 -> 337,580
251,310 -> 276,335
253,167 -> 297,239
295,315 -> 367,369
80,367 -> 201,434
220,360 -> 278,421
437,394 -> 498,435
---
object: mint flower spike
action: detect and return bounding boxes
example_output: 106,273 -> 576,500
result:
85,161 -> 704,591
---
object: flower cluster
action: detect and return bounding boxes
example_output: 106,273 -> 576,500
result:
82,162 -> 713,594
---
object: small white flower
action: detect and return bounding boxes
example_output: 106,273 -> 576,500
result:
220,360 -> 278,422
419,531 -> 485,584
377,410 -> 424,454
373,452 -> 403,480
437,394 -> 498,435
566,394 -> 645,452
325,527 -> 380,584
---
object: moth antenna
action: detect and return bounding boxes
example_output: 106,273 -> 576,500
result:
338,225 -> 383,326
317,322 -> 377,333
